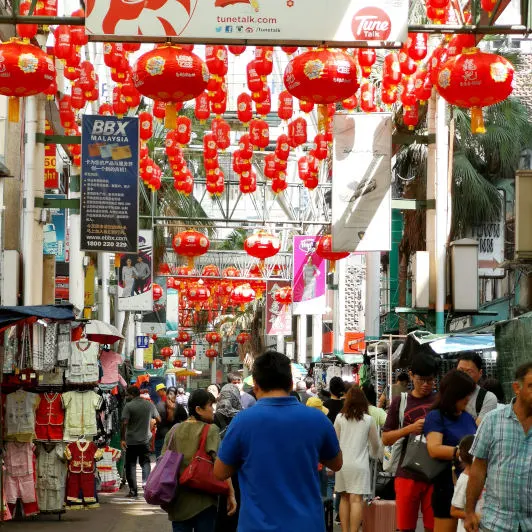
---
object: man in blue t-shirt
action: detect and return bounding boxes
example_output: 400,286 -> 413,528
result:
214,351 -> 342,532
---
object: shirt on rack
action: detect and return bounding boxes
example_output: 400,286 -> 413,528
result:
4,441 -> 34,476
57,323 -> 71,367
96,446 -> 121,493
43,322 -> 58,372
65,441 -> 103,473
5,389 -> 40,442
39,368 -> 65,387
35,442 -> 67,513
35,392 -> 65,441
99,350 -> 126,386
66,340 -> 99,384
32,322 -> 45,371
62,391 -> 103,441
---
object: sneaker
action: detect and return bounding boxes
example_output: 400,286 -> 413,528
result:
334,514 -> 341,525
126,491 -> 138,498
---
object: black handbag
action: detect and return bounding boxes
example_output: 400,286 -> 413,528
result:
401,433 -> 448,481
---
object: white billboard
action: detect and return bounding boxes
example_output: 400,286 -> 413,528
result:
85,0 -> 408,46
332,112 -> 392,253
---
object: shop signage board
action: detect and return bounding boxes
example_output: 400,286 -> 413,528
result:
136,335 -> 150,349
43,194 -> 67,262
292,235 -> 326,316
85,0 -> 408,46
117,230 -> 154,311
80,115 -> 139,253
265,280 -> 292,336
332,112 -> 392,252
44,120 -> 58,189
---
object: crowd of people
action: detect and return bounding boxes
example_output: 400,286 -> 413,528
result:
120,351 -> 531,532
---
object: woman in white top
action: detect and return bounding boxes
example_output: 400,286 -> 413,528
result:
121,258 -> 136,297
334,385 -> 382,532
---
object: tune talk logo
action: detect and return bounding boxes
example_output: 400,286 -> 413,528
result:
351,7 -> 392,41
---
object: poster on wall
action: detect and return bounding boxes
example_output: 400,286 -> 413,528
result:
80,115 -> 139,253
332,112 -> 392,252
118,230 -> 153,311
86,0 -> 408,46
266,281 -> 292,336
43,194 -> 67,262
292,235 -> 326,315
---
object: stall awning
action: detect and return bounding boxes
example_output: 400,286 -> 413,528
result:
0,304 -> 75,330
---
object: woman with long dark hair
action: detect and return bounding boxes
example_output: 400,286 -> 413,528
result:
334,385 -> 381,532
162,389 -> 236,532
425,369 -> 477,532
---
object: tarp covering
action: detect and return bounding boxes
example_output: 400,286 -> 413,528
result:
0,304 -> 75,330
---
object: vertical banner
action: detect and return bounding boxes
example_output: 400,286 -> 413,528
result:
166,287 -> 179,334
44,120 -> 59,189
292,235 -> 326,315
141,275 -> 167,335
266,281 -> 292,336
118,230 -> 153,311
80,115 -> 139,253
332,112 -> 392,252
43,194 -> 67,262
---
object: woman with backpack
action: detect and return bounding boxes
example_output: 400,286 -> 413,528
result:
213,384 -> 242,532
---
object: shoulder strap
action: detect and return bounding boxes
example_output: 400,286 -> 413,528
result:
198,423 -> 210,451
476,388 -> 487,416
398,392 -> 408,428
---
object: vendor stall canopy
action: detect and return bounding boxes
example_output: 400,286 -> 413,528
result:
0,305 -> 75,331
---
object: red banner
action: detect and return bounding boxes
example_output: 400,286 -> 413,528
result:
265,281 -> 292,336
44,120 -> 58,189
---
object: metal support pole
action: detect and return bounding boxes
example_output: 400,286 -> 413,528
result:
134,316 -> 144,369
333,260 -> 346,360
365,252 -> 381,340
68,167 -> 85,315
297,315 -> 307,364
312,314 -> 322,361
98,253 -> 111,323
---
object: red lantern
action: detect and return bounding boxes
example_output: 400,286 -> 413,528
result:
342,95 -> 358,112
381,86 -> 398,106
316,235 -> 350,270
228,45 -> 246,56
231,284 -> 256,309
70,9 -> 88,46
255,87 -> 271,116
275,134 -> 291,161
281,46 -> 298,55
205,45 -> 228,78
249,119 -> 270,150
153,359 -> 164,369
264,153 -> 276,179
247,61 -> 264,94
195,92 -> 211,123
71,85 -> 86,110
298,156 -> 310,182
0,40 -> 56,122
400,77 -> 417,109
203,133 -> 218,159
182,347 -> 196,359
133,45 -> 209,129
139,112 -> 153,141
274,286 -> 293,305
399,47 -> 417,76
435,48 -> 514,133
112,86 -> 128,117
360,82 -> 377,113
236,332 -> 250,344
173,360 -> 184,368
239,134 -> 254,160
153,100 -> 166,121
290,117 -> 308,147
481,0 -> 497,14
284,49 -> 358,104
255,46 -> 274,78
153,283 -> 163,301
299,100 -> 314,113
176,116 -> 192,146
237,93 -> 253,125
172,230 -> 211,268
53,26 -> 72,61
205,331 -> 222,344
186,284 -> 211,310
382,52 -> 402,88
177,330 -> 191,343
403,105 -> 419,130
313,134 -> 328,161
407,33 -> 428,62
160,346 -> 173,358
214,118 -> 231,151
240,170 -> 257,194
244,230 -> 281,265
447,34 -> 477,59
413,68 -> 432,104
277,90 -> 294,121
17,1 -> 38,40
205,348 -> 218,359
357,49 -> 376,78
97,102 -> 113,117
223,266 -> 240,278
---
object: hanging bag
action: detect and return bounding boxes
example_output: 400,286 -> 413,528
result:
179,424 -> 229,495
382,392 -> 407,474
144,425 -> 184,505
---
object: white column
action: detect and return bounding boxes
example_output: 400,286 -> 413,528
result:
22,96 -> 45,305
426,93 -> 437,307
276,334 -> 284,353
210,358 -> 217,383
333,260 -> 346,358
134,316 -> 144,369
69,166 -> 85,315
98,253 -> 111,323
365,252 -> 381,340
297,315 -> 307,364
312,314 -> 322,361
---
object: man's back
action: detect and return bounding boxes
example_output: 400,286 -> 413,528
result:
218,396 -> 340,532
123,397 -> 157,445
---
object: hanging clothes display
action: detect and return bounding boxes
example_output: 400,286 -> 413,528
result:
4,441 -> 39,517
56,323 -> 72,367
95,392 -> 120,445
62,391 -> 103,441
43,322 -> 58,372
35,443 -> 67,513
32,322 -> 46,372
96,446 -> 121,493
65,441 -> 103,509
35,392 -> 65,442
66,340 -> 99,384
5,389 -> 40,442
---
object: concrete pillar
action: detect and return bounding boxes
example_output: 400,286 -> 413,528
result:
98,253 -> 111,323
69,168 -> 85,315
312,314 -> 322,361
333,260 -> 346,359
297,315 -> 307,364
42,255 -> 56,304
365,252 -> 381,340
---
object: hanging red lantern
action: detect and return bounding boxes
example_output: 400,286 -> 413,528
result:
70,9 -> 88,46
177,330 -> 191,343
173,360 -> 184,368
214,118 -> 231,151
264,153 -> 277,180
313,134 -> 328,160
435,48 -> 514,133
413,68 -> 433,104
205,331 -> 222,345
274,286 -> 293,305
238,134 -> 254,160
407,33 -> 428,62
231,284 -> 256,310
342,95 -> 358,112
254,46 -> 274,79
398,47 -> 417,76
78,61 -> 97,94
240,172 -> 257,194
153,283 -> 163,301
237,93 -> 253,125
112,86 -> 128,117
299,100 -> 314,113
152,100 -> 166,121
186,283 -> 211,310
298,156 -> 310,182
139,112 -> 153,142
304,174 -> 319,191
228,45 -> 246,56
281,46 -> 298,55
236,332 -> 250,345
403,105 -> 419,130
275,134 -> 291,161
160,346 -> 173,358
98,102 -> 113,117
172,230 -> 210,268
277,90 -> 294,121
447,34 -> 477,59
0,40 -> 56,122
255,87 -> 272,116
381,86 -> 398,106
316,235 -> 350,270
53,26 -> 72,61
133,45 -> 209,129
153,359 -> 164,369
182,347 -> 196,359
247,61 -> 264,94
195,92 -> 211,123
244,230 -> 281,266
400,77 -> 417,109
205,45 -> 228,78
481,0 -> 497,15
428,45 -> 449,85
205,348 -> 218,359
360,82 -> 377,113
357,49 -> 376,78
71,85 -> 86,110
17,1 -> 38,41
284,49 -> 358,104
203,133 -> 218,159
223,266 -> 240,278
176,116 -> 192,146
291,117 -> 308,147
249,119 -> 270,150
382,52 -> 402,88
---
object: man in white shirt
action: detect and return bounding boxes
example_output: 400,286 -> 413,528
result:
456,353 -> 498,425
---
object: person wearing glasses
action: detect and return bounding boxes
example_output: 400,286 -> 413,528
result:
382,356 -> 438,532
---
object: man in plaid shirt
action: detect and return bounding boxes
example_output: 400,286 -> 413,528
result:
464,361 -> 532,532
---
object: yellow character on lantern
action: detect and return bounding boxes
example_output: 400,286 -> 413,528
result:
490,62 -> 509,83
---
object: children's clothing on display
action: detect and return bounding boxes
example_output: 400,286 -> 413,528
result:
62,391 -> 103,441
35,392 -> 65,441
5,389 -> 40,442
66,340 -> 99,384
35,443 -> 67,513
99,350 -> 126,386
43,322 -> 58,372
32,323 -> 46,372
96,446 -> 121,493
39,368 -> 65,387
65,441 -> 103,509
4,442 -> 39,516
56,323 -> 72,366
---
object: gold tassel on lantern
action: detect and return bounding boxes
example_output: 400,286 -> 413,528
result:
8,97 -> 20,122
471,107 -> 486,134
165,102 -> 177,130
317,104 -> 328,133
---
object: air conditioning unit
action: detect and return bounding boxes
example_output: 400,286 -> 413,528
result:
515,171 -> 532,259
1,250 -> 19,305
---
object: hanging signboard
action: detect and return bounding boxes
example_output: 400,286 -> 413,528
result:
80,115 -> 139,253
44,120 -> 59,189
266,280 -> 292,336
118,230 -> 154,311
85,0 -> 408,46
332,112 -> 392,253
43,194 -> 67,262
292,235 -> 326,316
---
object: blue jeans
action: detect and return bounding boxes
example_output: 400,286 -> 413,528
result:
172,505 -> 217,532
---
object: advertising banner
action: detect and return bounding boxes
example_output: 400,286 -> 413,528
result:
118,230 -> 153,311
80,115 -> 139,253
86,0 -> 408,46
141,276 -> 170,335
266,280 -> 292,336
332,112 -> 392,253
292,235 -> 326,316
43,194 -> 67,262
44,120 -> 58,189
